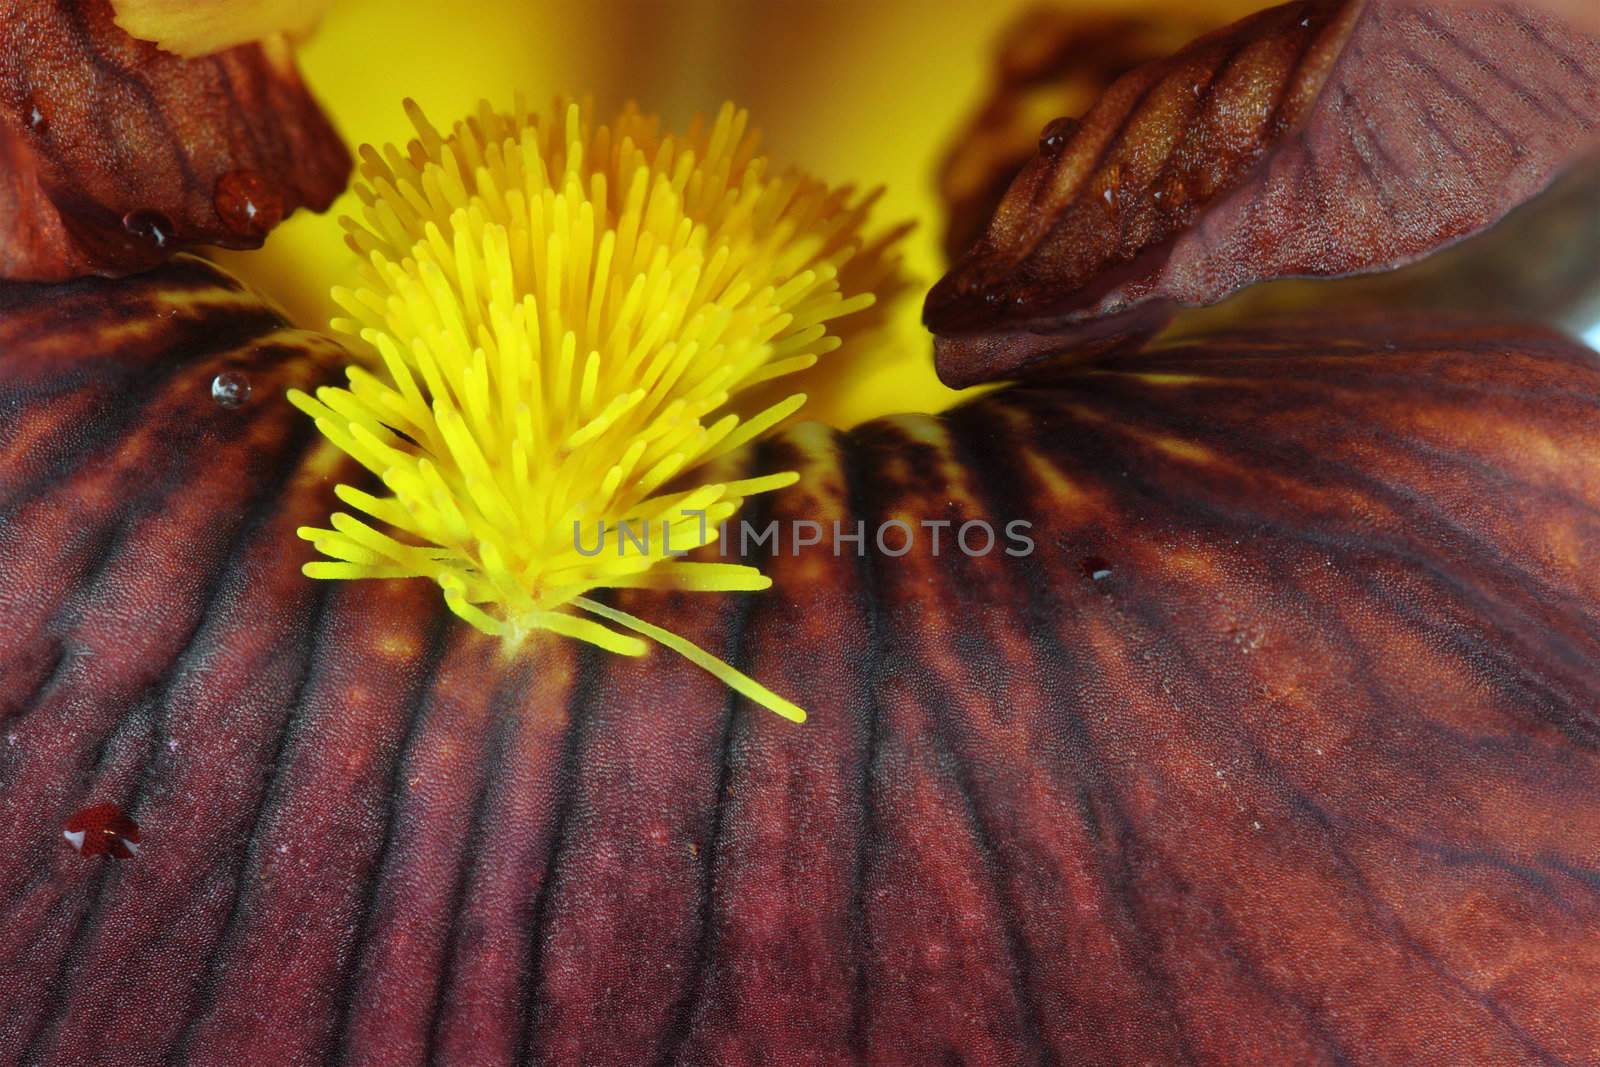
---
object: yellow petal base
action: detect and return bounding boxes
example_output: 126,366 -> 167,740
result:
111,0 -> 333,56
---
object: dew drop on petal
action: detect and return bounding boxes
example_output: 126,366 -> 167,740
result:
1079,556 -> 1113,582
1038,117 -> 1079,154
211,371 -> 251,408
63,803 -> 141,860
213,170 -> 283,237
122,209 -> 174,251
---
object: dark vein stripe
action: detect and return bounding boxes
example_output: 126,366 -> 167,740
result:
165,576 -> 340,1067
513,637 -> 611,1066
0,523 -> 122,733
1396,46 -> 1523,154
1078,379 -> 1600,736
922,419 -> 1061,1066
1508,9 -> 1600,94
947,396 -> 1205,1065
652,438 -> 774,1066
1411,7 -> 1573,125
1335,83 -> 1402,211
13,413 -> 325,1066
1051,380 -> 1600,746
834,428 -> 889,1065
422,658 -> 537,1066
0,306 -> 288,516
325,610 -> 456,1066
1010,378 -> 1586,1060
2,338 -> 317,741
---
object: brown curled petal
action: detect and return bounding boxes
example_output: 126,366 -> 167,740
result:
937,5 -> 1235,264
1176,152 -> 1600,336
926,0 -> 1600,386
2,268 -> 1600,1062
0,0 -> 349,281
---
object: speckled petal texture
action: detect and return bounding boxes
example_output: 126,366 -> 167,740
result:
0,0 -> 349,280
2,260 -> 1599,1064
927,0 -> 1600,385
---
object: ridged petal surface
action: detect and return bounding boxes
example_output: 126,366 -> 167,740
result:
0,0 -> 349,280
927,0 -> 1600,386
1,261 -> 1599,1064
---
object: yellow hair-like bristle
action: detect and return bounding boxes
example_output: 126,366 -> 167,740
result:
289,98 -> 906,722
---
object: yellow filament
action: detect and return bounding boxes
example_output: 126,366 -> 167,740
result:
289,97 -> 904,721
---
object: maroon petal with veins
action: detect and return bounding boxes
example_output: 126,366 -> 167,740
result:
926,0 -> 1600,385
1,260 -> 1599,1064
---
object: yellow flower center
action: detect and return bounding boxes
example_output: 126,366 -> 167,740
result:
288,98 -> 906,722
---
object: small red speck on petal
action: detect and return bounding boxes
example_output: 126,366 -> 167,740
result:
63,803 -> 141,860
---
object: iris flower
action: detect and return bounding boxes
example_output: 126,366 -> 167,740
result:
4,1 -> 1600,1064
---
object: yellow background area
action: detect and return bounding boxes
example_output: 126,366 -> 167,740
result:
218,0 -> 1254,427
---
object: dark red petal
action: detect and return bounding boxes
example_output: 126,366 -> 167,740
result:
0,0 -> 349,281
2,262 -> 1600,1062
926,0 -> 1600,385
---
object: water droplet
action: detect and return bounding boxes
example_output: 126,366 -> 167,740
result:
122,209 -> 174,251
1094,163 -> 1123,212
1079,556 -> 1113,581
63,803 -> 141,860
26,101 -> 46,133
211,371 -> 251,408
1038,117 -> 1078,154
213,170 -> 283,237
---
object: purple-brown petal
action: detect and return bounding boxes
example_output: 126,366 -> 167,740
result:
926,0 -> 1600,386
0,0 -> 349,281
2,262 -> 1600,1062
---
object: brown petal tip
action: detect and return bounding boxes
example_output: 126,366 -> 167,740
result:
0,0 -> 350,281
936,6 -> 1231,265
932,301 -> 1172,388
926,0 -> 1600,386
